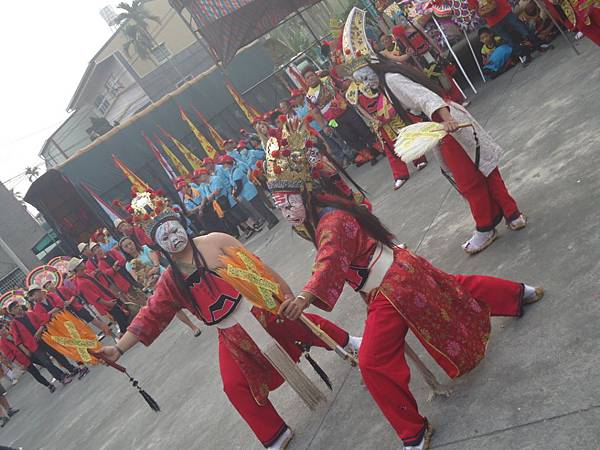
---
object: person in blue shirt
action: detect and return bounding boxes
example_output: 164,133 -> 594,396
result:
216,155 -> 261,238
189,168 -> 230,234
221,156 -> 279,229
286,92 -> 355,166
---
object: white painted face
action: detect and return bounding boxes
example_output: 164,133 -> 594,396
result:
353,66 -> 379,91
155,220 -> 189,254
273,192 -> 306,227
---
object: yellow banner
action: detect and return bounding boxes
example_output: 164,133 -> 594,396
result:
180,108 -> 217,159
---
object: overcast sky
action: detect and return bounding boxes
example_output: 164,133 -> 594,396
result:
0,1 -> 115,196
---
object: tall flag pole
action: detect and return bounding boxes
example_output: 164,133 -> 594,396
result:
142,132 -> 177,181
80,182 -> 124,224
153,133 -> 189,176
178,104 -> 218,159
224,80 -> 261,123
157,125 -> 204,170
111,155 -> 150,193
190,106 -> 226,149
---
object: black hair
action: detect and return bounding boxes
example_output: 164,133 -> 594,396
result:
118,236 -> 142,262
298,189 -> 396,249
151,217 -> 214,320
301,65 -> 317,77
478,27 -> 492,37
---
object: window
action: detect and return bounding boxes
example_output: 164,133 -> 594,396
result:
94,94 -> 111,115
105,74 -> 123,96
151,43 -> 172,64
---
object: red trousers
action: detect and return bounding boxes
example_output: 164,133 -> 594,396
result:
582,8 -> 600,46
359,274 -> 523,445
440,135 -> 520,231
219,313 -> 349,447
384,142 -> 428,181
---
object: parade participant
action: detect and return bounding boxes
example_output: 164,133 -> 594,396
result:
97,191 -> 361,449
341,9 -> 526,253
344,49 -> 428,191
218,155 -> 262,237
302,66 -> 381,166
379,33 -> 414,63
7,301 -> 75,386
222,156 -> 279,230
93,241 -> 147,308
80,242 -> 115,290
0,321 -> 55,392
42,278 -> 114,339
26,285 -> 91,378
545,0 -> 600,45
261,84 -> 544,449
189,169 -> 230,234
115,218 -> 154,247
69,258 -> 131,335
119,237 -> 202,337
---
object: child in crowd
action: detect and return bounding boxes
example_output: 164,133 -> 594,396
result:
479,27 -> 518,79
517,0 -> 558,42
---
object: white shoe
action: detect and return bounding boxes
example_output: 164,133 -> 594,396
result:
575,31 -> 584,40
394,179 -> 407,190
507,214 -> 527,231
462,230 -> 497,255
268,427 -> 294,450
416,162 -> 428,171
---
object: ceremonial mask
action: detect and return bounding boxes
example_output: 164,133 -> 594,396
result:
273,192 -> 306,226
155,220 -> 189,254
353,67 -> 379,91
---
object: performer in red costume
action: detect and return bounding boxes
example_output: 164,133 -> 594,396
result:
260,70 -> 544,450
341,9 -> 527,254
546,0 -> 600,45
347,70 -> 428,190
97,190 -> 361,450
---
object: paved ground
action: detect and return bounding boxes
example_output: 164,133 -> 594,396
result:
2,38 -> 600,450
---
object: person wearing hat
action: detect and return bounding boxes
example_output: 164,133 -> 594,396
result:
81,242 -> 114,290
69,257 -> 131,336
93,243 -> 147,310
27,285 -> 90,379
189,168 -> 229,234
96,196 -> 361,450
114,218 -> 154,248
288,90 -> 355,167
223,153 -> 279,230
0,319 -> 55,393
7,300 -> 76,386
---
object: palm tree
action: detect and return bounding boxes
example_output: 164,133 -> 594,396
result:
115,1 -> 161,60
24,166 -> 40,182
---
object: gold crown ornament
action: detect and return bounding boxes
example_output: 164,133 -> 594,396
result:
123,189 -> 179,238
263,117 -> 323,192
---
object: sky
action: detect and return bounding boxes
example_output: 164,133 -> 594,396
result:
0,1 -> 115,197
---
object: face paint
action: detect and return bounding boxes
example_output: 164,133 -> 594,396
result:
155,220 -> 189,254
353,66 -> 379,91
273,192 -> 306,227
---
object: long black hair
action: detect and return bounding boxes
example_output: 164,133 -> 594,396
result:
296,189 -> 396,250
369,59 -> 446,124
118,236 -> 143,262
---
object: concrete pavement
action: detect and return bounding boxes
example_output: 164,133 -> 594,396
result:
1,37 -> 599,450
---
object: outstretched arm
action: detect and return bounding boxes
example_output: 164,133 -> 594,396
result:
97,331 -> 140,362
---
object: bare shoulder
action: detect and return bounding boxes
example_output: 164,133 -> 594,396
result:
194,232 -> 241,248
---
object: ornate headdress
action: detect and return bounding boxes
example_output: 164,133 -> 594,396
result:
340,8 -> 380,105
126,189 -> 179,238
26,265 -> 63,290
263,117 -> 324,192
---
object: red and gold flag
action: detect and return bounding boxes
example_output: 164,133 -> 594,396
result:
191,106 -> 226,149
158,126 -> 203,170
178,105 -> 217,159
225,81 -> 261,123
112,155 -> 150,193
154,133 -> 189,176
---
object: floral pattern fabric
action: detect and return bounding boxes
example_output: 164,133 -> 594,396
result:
303,209 -> 492,378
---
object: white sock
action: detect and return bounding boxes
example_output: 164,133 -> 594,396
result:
347,335 -> 362,353
463,230 -> 494,249
268,427 -> 292,450
523,284 -> 536,300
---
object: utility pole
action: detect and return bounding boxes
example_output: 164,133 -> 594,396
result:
0,234 -> 28,274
